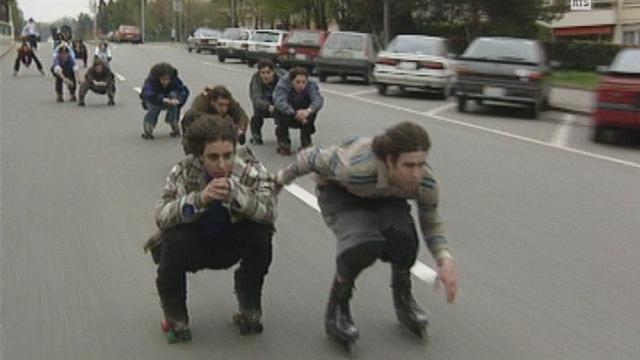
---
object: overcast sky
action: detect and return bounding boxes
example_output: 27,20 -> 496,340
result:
18,0 -> 93,22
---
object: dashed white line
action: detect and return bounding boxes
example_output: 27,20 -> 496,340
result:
114,72 -> 126,82
346,88 -> 377,97
133,87 -> 141,93
551,114 -> 575,148
284,183 -> 438,285
425,102 -> 455,116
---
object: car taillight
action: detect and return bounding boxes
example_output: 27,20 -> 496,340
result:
528,71 -> 542,81
376,57 -> 398,66
457,66 -> 472,76
418,61 -> 444,70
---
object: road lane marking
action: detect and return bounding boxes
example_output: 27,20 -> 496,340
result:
202,60 -> 640,170
134,87 -> 141,93
346,88 -> 377,97
114,71 -> 126,81
551,114 -> 575,148
425,102 -> 455,116
284,184 -> 438,285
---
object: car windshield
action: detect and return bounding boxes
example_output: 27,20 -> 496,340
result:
609,49 -> 640,74
196,28 -> 221,38
386,36 -> 445,56
123,26 -> 139,33
222,28 -> 248,40
462,38 -> 539,63
287,31 -> 321,46
324,33 -> 365,51
252,32 -> 280,43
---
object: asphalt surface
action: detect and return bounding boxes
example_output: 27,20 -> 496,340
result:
1,42 -> 639,360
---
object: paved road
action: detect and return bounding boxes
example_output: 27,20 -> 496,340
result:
1,43 -> 639,360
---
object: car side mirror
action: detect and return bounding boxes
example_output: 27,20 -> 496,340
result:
596,65 -> 608,74
549,60 -> 561,69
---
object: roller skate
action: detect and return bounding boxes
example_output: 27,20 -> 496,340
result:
160,319 -> 192,344
325,276 -> 359,355
392,268 -> 429,342
232,308 -> 264,335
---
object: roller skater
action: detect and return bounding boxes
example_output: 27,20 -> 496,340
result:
140,62 -> 189,139
275,122 -> 458,352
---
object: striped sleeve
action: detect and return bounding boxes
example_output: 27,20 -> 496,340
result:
228,159 -> 277,224
154,163 -> 203,230
416,179 -> 452,261
277,145 -> 345,185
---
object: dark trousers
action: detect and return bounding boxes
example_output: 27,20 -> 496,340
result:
14,53 -> 43,72
274,109 -> 317,149
153,220 -> 273,321
79,81 -> 115,101
143,102 -> 180,135
52,68 -> 76,95
250,107 -> 273,140
317,184 -> 419,282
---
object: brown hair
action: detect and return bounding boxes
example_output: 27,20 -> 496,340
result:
289,66 -> 309,80
372,122 -> 431,162
185,114 -> 237,156
208,85 -> 232,102
257,58 -> 275,71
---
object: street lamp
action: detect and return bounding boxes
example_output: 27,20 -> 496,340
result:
140,0 -> 145,43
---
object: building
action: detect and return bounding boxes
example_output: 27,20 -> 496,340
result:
543,0 -> 640,45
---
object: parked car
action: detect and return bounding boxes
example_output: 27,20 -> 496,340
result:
115,25 -> 142,44
245,29 -> 288,67
455,37 -> 551,118
373,35 -> 455,98
592,48 -> 640,143
216,27 -> 253,63
187,27 -> 222,53
316,31 -> 379,84
278,30 -> 328,71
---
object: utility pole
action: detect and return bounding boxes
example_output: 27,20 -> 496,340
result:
141,0 -> 145,43
383,0 -> 389,46
231,0 -> 236,27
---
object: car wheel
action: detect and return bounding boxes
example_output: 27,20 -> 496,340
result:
218,55 -> 226,63
377,84 -> 387,96
318,72 -> 327,83
457,96 -> 467,112
592,126 -> 616,144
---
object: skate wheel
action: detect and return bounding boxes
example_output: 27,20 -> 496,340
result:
165,330 -> 178,344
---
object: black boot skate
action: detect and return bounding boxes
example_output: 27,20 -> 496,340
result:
160,318 -> 192,344
233,308 -> 264,335
392,268 -> 429,341
325,276 -> 359,354
159,293 -> 191,344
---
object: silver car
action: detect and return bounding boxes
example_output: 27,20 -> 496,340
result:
187,27 -> 222,54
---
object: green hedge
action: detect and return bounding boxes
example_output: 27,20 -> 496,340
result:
544,41 -> 622,71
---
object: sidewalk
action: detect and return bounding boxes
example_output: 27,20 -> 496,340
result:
549,87 -> 595,115
0,37 -> 15,59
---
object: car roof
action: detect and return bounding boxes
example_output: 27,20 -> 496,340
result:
394,34 -> 444,40
329,31 -> 370,36
475,36 -> 537,43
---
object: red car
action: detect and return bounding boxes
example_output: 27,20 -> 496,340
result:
115,25 -> 142,44
593,48 -> 640,143
278,30 -> 329,71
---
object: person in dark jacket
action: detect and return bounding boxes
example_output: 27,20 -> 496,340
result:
78,59 -> 116,106
13,41 -> 45,76
51,44 -> 79,102
273,66 -> 324,156
72,40 -> 88,68
141,62 -> 190,140
248,59 -> 284,145
180,85 -> 249,150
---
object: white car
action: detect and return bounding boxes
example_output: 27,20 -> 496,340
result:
217,28 -> 253,63
244,29 -> 288,67
187,27 -> 222,54
373,35 -> 456,98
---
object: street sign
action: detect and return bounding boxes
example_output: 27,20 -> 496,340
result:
570,0 -> 591,11
172,0 -> 183,12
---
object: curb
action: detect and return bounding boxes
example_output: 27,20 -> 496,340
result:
549,104 -> 592,116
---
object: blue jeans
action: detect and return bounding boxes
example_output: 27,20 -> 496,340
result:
143,102 -> 180,135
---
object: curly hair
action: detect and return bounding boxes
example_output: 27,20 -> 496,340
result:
372,122 -> 431,162
149,62 -> 177,81
184,114 -> 237,156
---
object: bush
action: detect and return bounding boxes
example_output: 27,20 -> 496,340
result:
545,41 -> 622,71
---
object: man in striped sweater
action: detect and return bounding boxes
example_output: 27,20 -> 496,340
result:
275,121 -> 458,347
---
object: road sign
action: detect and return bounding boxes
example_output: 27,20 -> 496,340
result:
570,0 -> 591,11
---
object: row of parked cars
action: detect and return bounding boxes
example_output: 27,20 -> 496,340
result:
187,27 -> 640,140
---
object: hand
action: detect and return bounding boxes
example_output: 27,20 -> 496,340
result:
294,110 -> 307,124
268,105 -> 274,114
202,86 -> 214,96
435,258 -> 458,304
63,78 -> 74,86
200,178 -> 231,205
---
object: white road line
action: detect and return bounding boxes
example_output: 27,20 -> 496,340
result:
425,102 -> 455,116
551,114 -> 575,148
133,87 -> 141,93
202,60 -> 640,170
345,88 -> 377,97
114,72 -> 126,81
284,183 -> 438,285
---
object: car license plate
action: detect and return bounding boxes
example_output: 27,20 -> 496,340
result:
398,61 -> 417,70
295,54 -> 307,60
483,86 -> 505,97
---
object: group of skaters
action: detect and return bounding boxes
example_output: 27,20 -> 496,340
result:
140,60 -> 459,352
12,25 -> 459,352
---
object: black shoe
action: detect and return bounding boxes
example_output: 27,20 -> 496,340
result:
78,100 -> 85,107
169,130 -> 180,138
107,99 -> 115,106
56,94 -> 63,102
141,133 -> 154,140
392,268 -> 429,339
69,95 -> 77,102
325,276 -> 359,342
233,308 -> 264,335
250,137 -> 263,145
277,146 -> 292,156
